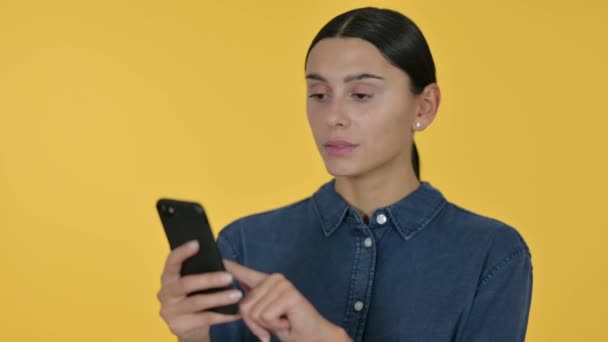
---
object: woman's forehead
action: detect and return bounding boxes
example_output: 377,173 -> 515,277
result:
306,38 -> 391,71
305,38 -> 407,84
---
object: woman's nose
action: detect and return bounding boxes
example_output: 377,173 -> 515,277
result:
326,97 -> 351,128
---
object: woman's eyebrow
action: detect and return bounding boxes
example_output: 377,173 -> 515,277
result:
344,73 -> 384,82
305,73 -> 328,82
305,73 -> 385,83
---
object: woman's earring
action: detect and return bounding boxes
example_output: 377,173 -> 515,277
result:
415,122 -> 422,129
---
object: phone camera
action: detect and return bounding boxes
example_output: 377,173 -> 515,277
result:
160,204 -> 175,216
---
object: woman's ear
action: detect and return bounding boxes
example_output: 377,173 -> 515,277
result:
413,83 -> 441,131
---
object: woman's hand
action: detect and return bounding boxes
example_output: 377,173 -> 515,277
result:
224,260 -> 351,342
157,241 -> 242,342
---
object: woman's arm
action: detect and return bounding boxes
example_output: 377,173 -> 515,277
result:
456,245 -> 533,341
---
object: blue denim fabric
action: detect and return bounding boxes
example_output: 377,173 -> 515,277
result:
210,181 -> 532,342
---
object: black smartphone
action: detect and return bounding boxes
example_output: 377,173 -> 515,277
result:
156,198 -> 238,315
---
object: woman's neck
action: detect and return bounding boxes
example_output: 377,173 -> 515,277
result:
334,160 -> 420,222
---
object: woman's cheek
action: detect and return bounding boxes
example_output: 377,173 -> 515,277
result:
306,115 -> 327,146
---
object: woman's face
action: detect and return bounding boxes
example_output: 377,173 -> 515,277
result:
305,37 -> 426,178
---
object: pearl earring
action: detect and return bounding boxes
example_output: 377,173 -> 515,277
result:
415,122 -> 422,129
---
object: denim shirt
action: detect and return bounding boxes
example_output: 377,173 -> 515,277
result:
210,181 -> 533,342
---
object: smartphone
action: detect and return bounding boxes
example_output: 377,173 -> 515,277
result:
156,198 -> 238,315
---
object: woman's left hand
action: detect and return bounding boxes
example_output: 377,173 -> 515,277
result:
223,260 -> 351,342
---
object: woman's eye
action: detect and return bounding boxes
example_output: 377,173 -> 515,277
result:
308,93 -> 327,100
352,93 -> 372,101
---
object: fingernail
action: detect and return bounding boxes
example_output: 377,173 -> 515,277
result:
228,290 -> 242,300
260,337 -> 270,342
187,240 -> 199,250
221,272 -> 233,283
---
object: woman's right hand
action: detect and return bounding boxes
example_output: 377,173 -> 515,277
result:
157,240 -> 242,342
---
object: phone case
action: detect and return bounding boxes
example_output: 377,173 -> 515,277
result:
156,198 -> 238,315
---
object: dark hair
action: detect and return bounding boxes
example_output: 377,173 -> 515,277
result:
305,7 -> 437,180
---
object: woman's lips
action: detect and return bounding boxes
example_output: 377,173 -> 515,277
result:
324,140 -> 357,156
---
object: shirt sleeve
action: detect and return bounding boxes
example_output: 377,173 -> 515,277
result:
457,230 -> 533,342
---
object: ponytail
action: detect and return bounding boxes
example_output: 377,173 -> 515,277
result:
412,142 -> 420,180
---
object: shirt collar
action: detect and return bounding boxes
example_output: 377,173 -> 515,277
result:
311,179 -> 447,240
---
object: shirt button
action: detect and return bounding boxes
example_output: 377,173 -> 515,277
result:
376,213 -> 387,225
364,237 -> 373,248
354,301 -> 364,312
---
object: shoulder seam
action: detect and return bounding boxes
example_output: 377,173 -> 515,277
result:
217,232 -> 240,262
477,246 -> 530,291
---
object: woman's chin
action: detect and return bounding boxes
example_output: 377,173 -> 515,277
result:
324,162 -> 364,178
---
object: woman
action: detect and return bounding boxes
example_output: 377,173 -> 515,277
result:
157,7 -> 533,342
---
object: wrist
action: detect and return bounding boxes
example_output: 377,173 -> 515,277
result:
178,336 -> 209,342
334,326 -> 352,342
318,323 -> 351,342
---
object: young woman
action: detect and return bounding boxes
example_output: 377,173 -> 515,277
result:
157,7 -> 533,342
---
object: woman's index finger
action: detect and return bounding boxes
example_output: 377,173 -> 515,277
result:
223,259 -> 267,288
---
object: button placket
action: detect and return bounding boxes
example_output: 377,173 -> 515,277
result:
345,224 -> 376,340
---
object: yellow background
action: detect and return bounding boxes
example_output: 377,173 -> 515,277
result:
1,0 -> 606,340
